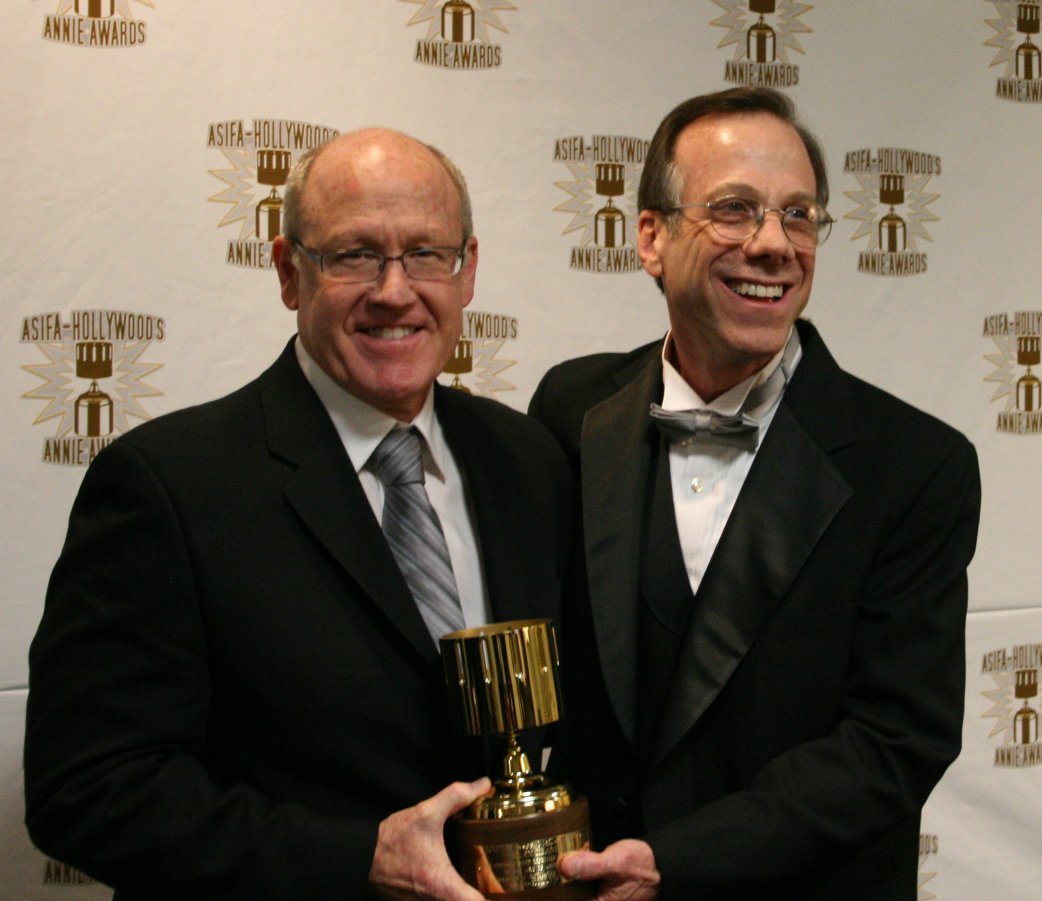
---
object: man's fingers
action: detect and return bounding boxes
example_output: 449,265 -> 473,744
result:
558,841 -> 661,901
369,780 -> 496,900
425,777 -> 492,820
558,849 -> 600,880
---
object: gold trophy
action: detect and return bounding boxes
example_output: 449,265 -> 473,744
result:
441,619 -> 593,898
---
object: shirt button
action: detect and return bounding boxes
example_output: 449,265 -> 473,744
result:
691,477 -> 704,493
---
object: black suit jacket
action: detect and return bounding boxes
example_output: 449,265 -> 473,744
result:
25,340 -> 572,899
530,320 -> 980,899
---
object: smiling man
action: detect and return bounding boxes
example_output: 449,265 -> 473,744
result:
530,88 -> 980,899
25,129 -> 571,900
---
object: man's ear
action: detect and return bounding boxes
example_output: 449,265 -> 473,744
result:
637,210 -> 664,279
272,236 -> 300,311
459,235 -> 478,309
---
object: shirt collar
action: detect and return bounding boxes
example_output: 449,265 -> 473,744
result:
660,326 -> 798,418
293,337 -> 447,480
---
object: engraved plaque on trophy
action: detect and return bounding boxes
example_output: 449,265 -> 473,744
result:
441,619 -> 594,899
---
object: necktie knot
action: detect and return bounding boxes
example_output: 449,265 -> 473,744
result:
371,427 -> 425,487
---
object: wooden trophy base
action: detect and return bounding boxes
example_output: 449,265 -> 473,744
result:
452,793 -> 594,899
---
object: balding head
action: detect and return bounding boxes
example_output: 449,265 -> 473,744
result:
281,128 -> 473,245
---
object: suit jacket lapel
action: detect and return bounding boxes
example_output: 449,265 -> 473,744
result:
260,343 -> 438,663
581,346 -> 663,748
652,321 -> 855,765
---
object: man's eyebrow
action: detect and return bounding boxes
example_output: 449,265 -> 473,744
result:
707,182 -> 818,205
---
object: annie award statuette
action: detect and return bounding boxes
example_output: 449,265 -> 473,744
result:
441,619 -> 594,898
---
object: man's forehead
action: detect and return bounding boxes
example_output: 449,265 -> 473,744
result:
674,111 -> 796,156
672,112 -> 814,191
300,138 -> 460,236
309,137 -> 450,197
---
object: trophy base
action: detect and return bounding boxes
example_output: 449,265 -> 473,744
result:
452,792 -> 594,898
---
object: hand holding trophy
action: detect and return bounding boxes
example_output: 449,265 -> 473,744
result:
440,619 -> 594,899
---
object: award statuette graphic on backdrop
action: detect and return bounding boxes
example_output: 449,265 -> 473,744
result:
21,310 -> 166,466
981,643 -> 1042,767
255,150 -> 291,243
843,147 -> 942,277
982,311 -> 1042,434
747,0 -> 777,63
437,310 -> 519,398
207,119 -> 338,270
441,620 -> 593,898
986,0 -> 1042,102
403,0 -> 516,70
444,338 -> 475,392
553,135 -> 647,274
711,0 -> 813,88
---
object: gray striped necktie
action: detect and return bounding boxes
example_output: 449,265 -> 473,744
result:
370,427 -> 465,643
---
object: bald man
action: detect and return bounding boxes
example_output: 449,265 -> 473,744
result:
25,130 -> 571,900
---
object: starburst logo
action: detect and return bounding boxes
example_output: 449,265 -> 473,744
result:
982,310 -> 1042,435
20,310 -> 165,466
917,834 -> 939,901
207,119 -> 339,270
981,644 -> 1042,766
402,0 -> 516,70
438,309 -> 518,397
985,1 -> 1042,102
553,134 -> 647,275
42,0 -> 154,48
711,0 -> 812,88
842,147 -> 941,277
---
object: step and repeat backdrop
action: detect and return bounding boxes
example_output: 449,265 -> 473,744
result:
2,2 -> 1040,898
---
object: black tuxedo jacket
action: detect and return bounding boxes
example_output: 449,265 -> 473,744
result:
530,320 -> 980,899
25,340 -> 572,899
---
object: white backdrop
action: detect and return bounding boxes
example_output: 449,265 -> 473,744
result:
3,2 -> 1040,898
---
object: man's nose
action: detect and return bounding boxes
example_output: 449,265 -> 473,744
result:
369,257 -> 416,304
743,210 -> 797,261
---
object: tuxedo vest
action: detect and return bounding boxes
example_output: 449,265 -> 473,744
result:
638,438 -> 698,770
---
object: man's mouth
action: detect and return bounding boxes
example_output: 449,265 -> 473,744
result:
727,280 -> 785,301
363,326 -> 419,339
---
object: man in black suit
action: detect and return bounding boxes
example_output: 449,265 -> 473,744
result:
25,129 -> 571,899
530,88 -> 980,899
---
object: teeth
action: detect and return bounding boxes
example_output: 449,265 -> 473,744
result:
731,281 -> 784,300
367,327 -> 416,339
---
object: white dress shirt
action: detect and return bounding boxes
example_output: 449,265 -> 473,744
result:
294,339 -> 490,629
660,329 -> 801,596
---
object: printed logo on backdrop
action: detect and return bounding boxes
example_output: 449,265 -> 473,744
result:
843,148 -> 941,277
402,0 -> 516,70
438,310 -> 517,397
985,1 -> 1042,103
981,643 -> 1042,767
918,834 -> 939,901
207,120 -> 338,270
983,311 -> 1042,434
43,860 -> 95,887
710,0 -> 812,88
42,0 -> 154,48
21,310 -> 165,466
553,135 -> 647,275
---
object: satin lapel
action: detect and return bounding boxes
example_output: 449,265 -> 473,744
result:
260,346 -> 438,664
581,350 -> 662,748
652,393 -> 853,765
436,388 -> 537,625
